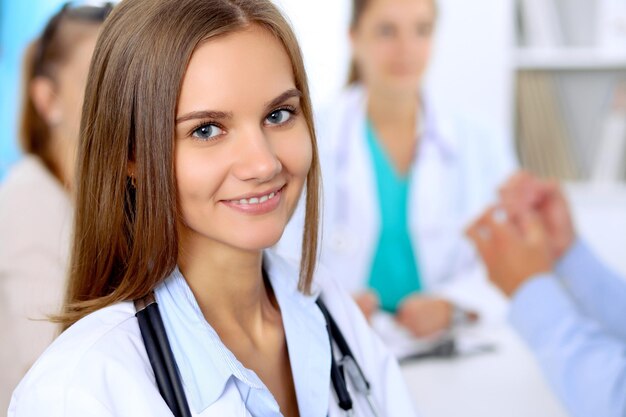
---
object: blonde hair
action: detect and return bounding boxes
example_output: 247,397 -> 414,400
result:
58,0 -> 320,330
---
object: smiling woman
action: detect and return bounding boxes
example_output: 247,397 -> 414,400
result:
174,30 -> 311,253
7,1 -> 419,417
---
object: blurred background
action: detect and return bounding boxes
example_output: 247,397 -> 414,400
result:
0,1 -> 75,177
1,0 -> 515,177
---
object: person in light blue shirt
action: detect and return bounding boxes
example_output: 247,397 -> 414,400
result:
467,171 -> 626,417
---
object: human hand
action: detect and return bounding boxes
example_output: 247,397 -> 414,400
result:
395,296 -> 454,338
466,206 -> 553,297
353,291 -> 380,321
499,171 -> 575,260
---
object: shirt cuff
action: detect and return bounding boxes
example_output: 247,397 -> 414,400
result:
508,274 -> 579,349
554,239 -> 593,278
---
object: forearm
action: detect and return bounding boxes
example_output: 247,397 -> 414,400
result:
556,239 -> 626,340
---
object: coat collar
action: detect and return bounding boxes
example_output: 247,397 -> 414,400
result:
153,252 -> 330,416
346,83 -> 459,160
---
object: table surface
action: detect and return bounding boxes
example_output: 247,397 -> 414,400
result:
401,323 -> 570,417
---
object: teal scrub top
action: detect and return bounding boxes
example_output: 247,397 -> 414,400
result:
365,120 -> 422,312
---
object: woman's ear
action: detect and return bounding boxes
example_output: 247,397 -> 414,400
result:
127,160 -> 136,178
30,76 -> 62,126
127,160 -> 137,188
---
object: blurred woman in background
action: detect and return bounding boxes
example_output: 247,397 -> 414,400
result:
278,0 -> 516,338
0,3 -> 112,410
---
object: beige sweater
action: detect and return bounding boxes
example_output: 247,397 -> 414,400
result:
0,156 -> 72,412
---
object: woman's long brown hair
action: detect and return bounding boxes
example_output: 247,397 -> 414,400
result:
58,0 -> 320,330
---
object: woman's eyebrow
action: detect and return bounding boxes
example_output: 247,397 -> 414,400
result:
175,88 -> 301,124
264,88 -> 302,111
176,110 -> 233,124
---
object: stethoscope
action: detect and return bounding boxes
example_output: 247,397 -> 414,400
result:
134,290 -> 382,417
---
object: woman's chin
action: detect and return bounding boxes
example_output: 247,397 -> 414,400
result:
232,228 -> 286,252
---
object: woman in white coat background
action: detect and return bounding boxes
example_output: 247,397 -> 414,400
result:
8,0 -> 419,416
277,0 -> 516,338
0,4 -> 110,411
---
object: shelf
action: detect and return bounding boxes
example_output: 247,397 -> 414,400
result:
514,48 -> 626,71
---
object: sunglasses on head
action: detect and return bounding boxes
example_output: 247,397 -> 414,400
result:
33,1 -> 114,77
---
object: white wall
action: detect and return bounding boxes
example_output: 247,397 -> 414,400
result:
272,0 -> 515,143
425,0 -> 515,142
271,0 -> 352,111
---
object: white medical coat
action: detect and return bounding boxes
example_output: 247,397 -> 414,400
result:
8,252 -> 419,417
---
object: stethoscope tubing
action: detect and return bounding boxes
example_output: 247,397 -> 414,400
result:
316,299 -> 371,392
135,296 -> 192,417
317,301 -> 354,411
135,293 -> 373,417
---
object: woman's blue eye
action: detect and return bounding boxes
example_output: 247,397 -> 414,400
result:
266,109 -> 292,125
192,124 -> 224,140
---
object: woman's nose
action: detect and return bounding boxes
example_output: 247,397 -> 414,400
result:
231,128 -> 282,183
398,30 -> 418,53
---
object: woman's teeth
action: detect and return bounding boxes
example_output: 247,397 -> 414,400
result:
235,191 -> 276,205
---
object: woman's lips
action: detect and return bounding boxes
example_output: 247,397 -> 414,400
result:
221,186 -> 284,214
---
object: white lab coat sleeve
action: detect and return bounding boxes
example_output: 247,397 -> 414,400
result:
510,274 -> 626,417
7,304 -> 176,417
452,109 -> 518,222
320,269 -> 422,417
8,385 -> 114,417
423,118 -> 517,318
